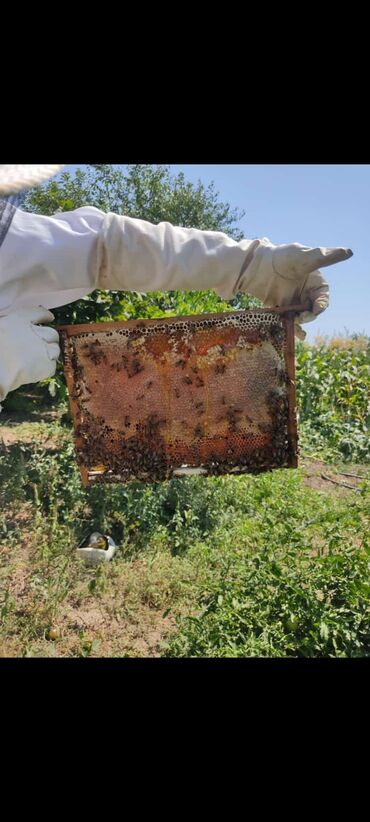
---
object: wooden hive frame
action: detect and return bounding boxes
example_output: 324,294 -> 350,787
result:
58,306 -> 303,486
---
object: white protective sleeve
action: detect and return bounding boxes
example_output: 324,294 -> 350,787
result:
0,204 -> 267,311
0,203 -> 352,318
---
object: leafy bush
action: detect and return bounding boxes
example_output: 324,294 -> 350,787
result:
164,472 -> 370,657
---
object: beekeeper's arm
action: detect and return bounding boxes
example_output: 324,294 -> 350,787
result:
0,203 -> 352,319
0,202 -> 353,401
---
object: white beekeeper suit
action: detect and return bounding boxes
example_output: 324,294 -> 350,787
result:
0,164 -> 353,406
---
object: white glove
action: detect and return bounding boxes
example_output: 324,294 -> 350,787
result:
237,240 -> 353,339
0,206 -> 352,338
0,307 -> 60,404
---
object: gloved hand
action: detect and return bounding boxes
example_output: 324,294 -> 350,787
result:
270,243 -> 353,339
0,307 -> 60,404
236,239 -> 353,339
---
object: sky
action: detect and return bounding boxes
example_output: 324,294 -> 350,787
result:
63,165 -> 369,342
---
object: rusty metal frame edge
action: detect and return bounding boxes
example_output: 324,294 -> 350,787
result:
283,312 -> 298,469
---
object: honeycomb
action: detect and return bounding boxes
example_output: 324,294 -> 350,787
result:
59,309 -> 298,485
